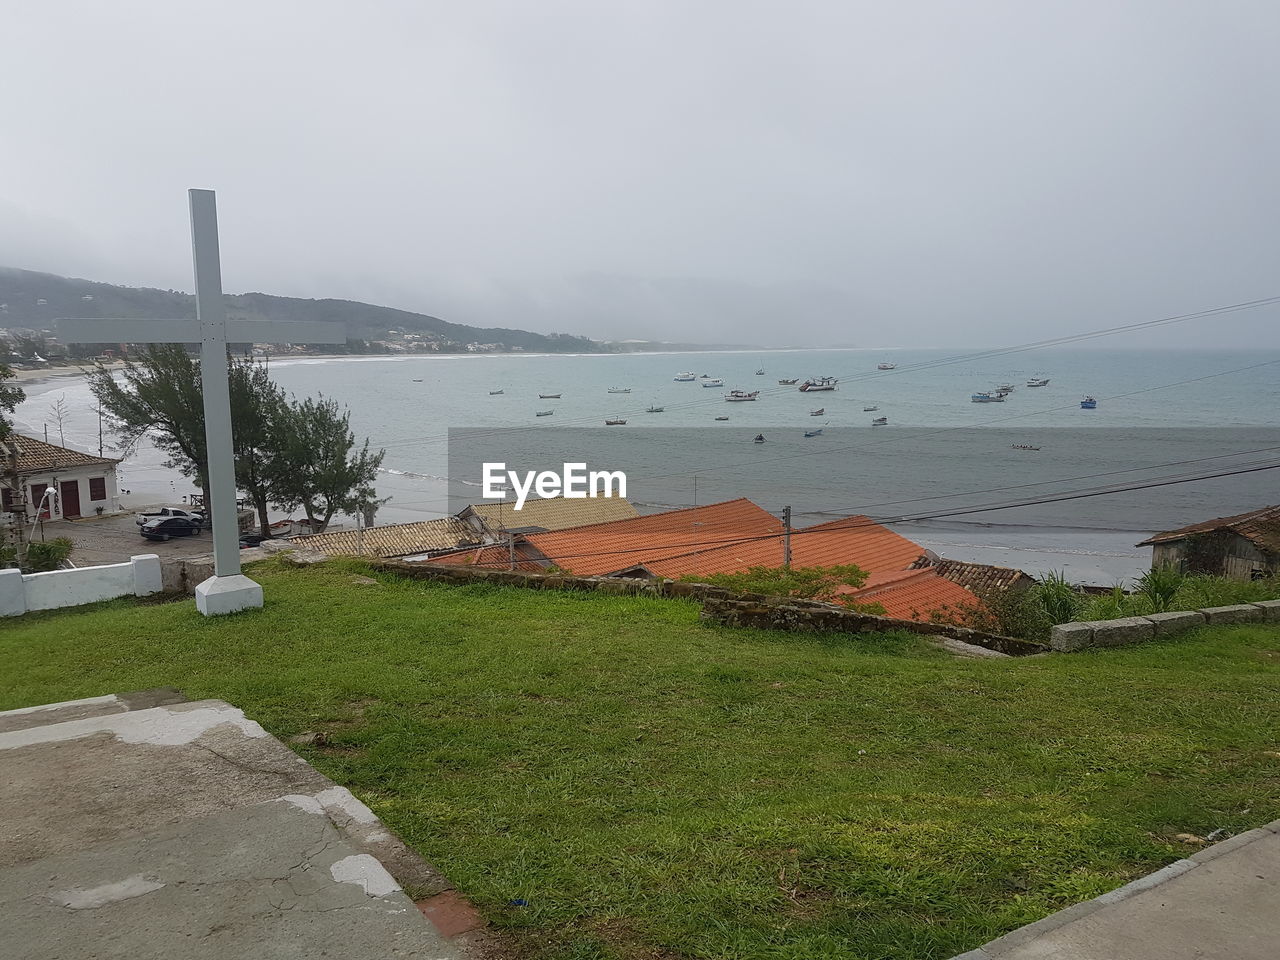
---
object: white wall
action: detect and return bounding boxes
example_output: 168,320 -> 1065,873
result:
0,554 -> 162,617
21,465 -> 119,520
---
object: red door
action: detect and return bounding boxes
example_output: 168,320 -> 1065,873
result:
60,480 -> 81,519
30,483 -> 50,519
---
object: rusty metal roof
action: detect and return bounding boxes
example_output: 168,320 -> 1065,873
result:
3,435 -> 118,475
1136,504 -> 1280,553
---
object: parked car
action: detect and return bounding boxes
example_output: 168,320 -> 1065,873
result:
140,516 -> 202,541
136,506 -> 205,527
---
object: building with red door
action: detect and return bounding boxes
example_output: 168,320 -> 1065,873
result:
1,435 -> 120,522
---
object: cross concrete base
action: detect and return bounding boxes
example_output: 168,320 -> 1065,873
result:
195,574 -> 264,616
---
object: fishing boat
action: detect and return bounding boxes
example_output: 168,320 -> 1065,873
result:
412,378 -> 423,382
755,368 -> 765,375
799,376 -> 838,392
607,387 -> 631,394
673,372 -> 696,382
863,405 -> 878,412
996,383 -> 1015,392
777,378 -> 799,385
971,392 -> 1005,403
700,377 -> 725,388
725,389 -> 760,401
804,428 -> 823,438
753,434 -> 766,443
646,404 -> 665,413
489,389 -> 504,395
809,408 -> 824,416
605,417 -> 628,425
1080,396 -> 1098,409
1011,443 -> 1041,451
872,416 -> 888,426
714,415 -> 729,421
539,393 -> 561,399
536,410 -> 554,417
1026,377 -> 1050,387
877,362 -> 897,370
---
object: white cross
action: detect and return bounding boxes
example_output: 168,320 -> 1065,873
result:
56,189 -> 344,615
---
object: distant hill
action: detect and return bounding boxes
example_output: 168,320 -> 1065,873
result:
0,266 -> 603,354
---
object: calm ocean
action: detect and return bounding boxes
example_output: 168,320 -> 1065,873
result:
16,347 -> 1280,584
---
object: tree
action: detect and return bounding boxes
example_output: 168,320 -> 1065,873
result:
0,363 -> 24,440
271,395 -> 384,533
88,345 -> 211,512
229,357 -> 288,537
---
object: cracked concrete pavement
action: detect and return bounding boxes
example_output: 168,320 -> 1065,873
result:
0,692 -> 465,959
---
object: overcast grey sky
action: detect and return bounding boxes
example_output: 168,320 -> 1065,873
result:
2,1 -> 1278,347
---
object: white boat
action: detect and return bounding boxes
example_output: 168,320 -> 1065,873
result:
971,392 -> 1005,403
1026,377 -> 1050,387
872,416 -> 888,426
809,408 -> 824,416
996,383 -> 1015,392
778,378 -> 798,385
700,377 -> 725,388
725,389 -> 760,402
673,372 -> 696,382
863,405 -> 878,412
536,410 -> 554,417
799,377 -> 838,392
607,387 -> 631,394
877,362 -> 897,370
755,368 -> 765,375
714,415 -> 729,421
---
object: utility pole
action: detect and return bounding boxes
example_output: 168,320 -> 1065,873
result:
4,441 -> 27,569
356,500 -> 366,556
508,530 -> 516,571
693,475 -> 698,507
95,404 -> 104,457
782,505 -> 792,568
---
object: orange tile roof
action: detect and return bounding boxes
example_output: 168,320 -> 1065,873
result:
428,542 -> 547,572
5,434 -> 118,474
839,567 -> 979,621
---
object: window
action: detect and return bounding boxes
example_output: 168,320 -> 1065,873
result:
1,485 -> 13,511
89,477 -> 107,502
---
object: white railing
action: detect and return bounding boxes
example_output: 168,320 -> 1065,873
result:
0,554 -> 163,617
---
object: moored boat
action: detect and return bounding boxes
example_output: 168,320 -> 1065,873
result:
700,377 -> 725,387
725,389 -> 760,401
777,378 -> 799,385
863,405 -> 878,412
646,404 -> 665,413
971,391 -> 1006,403
804,428 -> 823,438
809,408 -> 824,416
872,416 -> 888,425
605,417 -> 628,425
1026,377 -> 1050,387
1080,396 -> 1098,409
799,376 -> 838,392
536,410 -> 554,417
674,372 -> 696,382
539,393 -> 561,399
877,362 -> 897,370
714,415 -> 729,421
755,368 -> 765,375
752,434 -> 766,443
607,387 -> 631,394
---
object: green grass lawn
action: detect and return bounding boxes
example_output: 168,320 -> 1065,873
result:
3,558 -> 1279,959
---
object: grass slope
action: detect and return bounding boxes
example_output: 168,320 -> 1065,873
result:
2,558 -> 1279,959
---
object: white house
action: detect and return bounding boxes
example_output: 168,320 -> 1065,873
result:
1,435 -> 121,521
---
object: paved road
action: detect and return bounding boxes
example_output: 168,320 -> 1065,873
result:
36,511 -> 216,566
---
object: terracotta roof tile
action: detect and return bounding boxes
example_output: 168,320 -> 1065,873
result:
839,567 -> 980,621
932,558 -> 1036,594
466,496 -> 638,533
4,435 -> 118,474
428,542 -> 547,572
290,516 -> 481,559
1136,504 -> 1280,553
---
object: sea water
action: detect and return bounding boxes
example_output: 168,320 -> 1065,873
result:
15,346 -> 1280,583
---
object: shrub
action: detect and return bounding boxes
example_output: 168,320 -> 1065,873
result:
682,564 -> 886,614
0,537 -> 73,573
1137,564 -> 1183,613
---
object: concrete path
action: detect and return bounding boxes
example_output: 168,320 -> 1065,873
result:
0,690 -> 476,959
954,820 -> 1280,960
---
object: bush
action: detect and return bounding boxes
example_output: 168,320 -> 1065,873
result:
682,564 -> 886,614
0,537 -> 73,573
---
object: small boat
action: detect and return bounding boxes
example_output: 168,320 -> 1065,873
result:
700,377 -> 725,388
489,389 -> 504,395
778,378 -> 799,385
872,417 -> 888,426
714,415 -> 729,421
674,372 -> 696,382
971,392 -> 1005,403
605,417 -> 627,425
539,393 -> 561,399
1080,396 -> 1098,409
996,383 -> 1015,392
863,405 -> 878,412
877,362 -> 897,370
607,387 -> 631,394
725,389 -> 760,402
536,410 -> 554,417
809,408 -> 824,416
755,368 -> 765,375
799,376 -> 838,392
412,378 -> 423,382
753,434 -> 766,443
646,404 -> 665,413
1026,377 -> 1050,387
804,428 -> 823,438
1011,443 -> 1041,451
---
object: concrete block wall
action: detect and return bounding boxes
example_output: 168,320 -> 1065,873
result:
0,555 -> 162,617
1050,599 -> 1280,652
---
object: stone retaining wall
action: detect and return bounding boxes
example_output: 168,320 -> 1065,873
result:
1050,600 -> 1280,652
367,558 -> 1043,655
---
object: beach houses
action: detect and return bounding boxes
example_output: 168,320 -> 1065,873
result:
1,435 -> 120,521
1137,505 -> 1280,580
